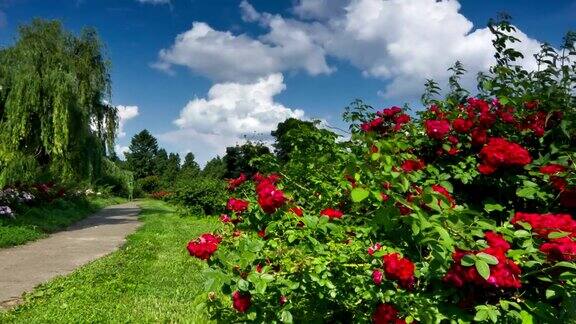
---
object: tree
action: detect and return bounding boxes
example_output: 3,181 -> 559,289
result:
271,118 -> 337,163
182,152 -> 200,175
0,19 -> 117,185
125,130 -> 159,179
155,148 -> 169,176
223,142 -> 270,178
202,156 -> 226,179
161,153 -> 181,186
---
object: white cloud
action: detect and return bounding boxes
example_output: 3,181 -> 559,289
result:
154,21 -> 332,82
292,0 -> 349,20
136,0 -> 170,4
117,105 -> 139,138
159,73 -> 304,165
311,0 -> 542,98
114,144 -> 130,159
240,0 -> 261,23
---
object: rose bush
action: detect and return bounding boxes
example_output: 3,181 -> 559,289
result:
184,19 -> 576,322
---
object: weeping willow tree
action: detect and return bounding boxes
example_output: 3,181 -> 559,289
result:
0,19 -> 118,186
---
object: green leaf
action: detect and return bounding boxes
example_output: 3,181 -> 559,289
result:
514,230 -> 532,238
475,259 -> 491,280
237,279 -> 250,291
461,254 -> 476,267
516,186 -> 537,199
351,188 -> 370,203
280,310 -> 293,323
548,231 -> 571,239
477,252 -> 499,265
484,203 -> 504,212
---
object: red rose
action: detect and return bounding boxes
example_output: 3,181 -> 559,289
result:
187,233 -> 222,260
219,214 -> 232,223
431,184 -> 455,207
227,198 -> 249,213
511,212 -> 576,237
453,118 -> 473,133
471,128 -> 487,146
320,208 -> 344,219
368,242 -> 382,256
401,159 -> 425,172
540,164 -> 566,175
255,175 -> 286,214
232,291 -> 251,313
424,119 -> 451,140
289,206 -> 303,217
540,237 -> 576,261
478,138 -> 531,175
227,173 -> 247,190
372,303 -> 406,324
382,253 -> 415,289
372,269 -> 383,285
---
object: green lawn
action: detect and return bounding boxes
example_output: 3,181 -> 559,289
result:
0,196 -> 126,248
0,200 -> 219,323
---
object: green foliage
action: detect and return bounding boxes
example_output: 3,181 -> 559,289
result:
0,19 -> 117,185
95,159 -> 134,198
224,142 -> 271,178
271,118 -> 337,163
202,156 -> 226,179
125,130 -> 160,180
170,177 -> 227,216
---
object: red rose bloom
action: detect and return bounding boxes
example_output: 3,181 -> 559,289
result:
187,233 -> 222,260
540,164 -> 566,175
372,303 -> 406,324
382,253 -> 415,289
431,184 -> 456,207
320,208 -> 344,219
540,237 -> 576,261
219,214 -> 232,223
393,114 -> 411,131
227,198 -> 249,213
401,159 -> 425,172
511,212 -> 576,237
471,128 -> 487,146
372,269 -> 383,285
368,242 -> 382,256
444,232 -> 521,289
255,175 -> 286,214
424,119 -> 451,140
227,173 -> 247,190
232,291 -> 251,313
453,118 -> 474,133
478,138 -> 531,175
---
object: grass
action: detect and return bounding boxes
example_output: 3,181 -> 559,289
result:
0,196 -> 126,248
0,200 -> 219,323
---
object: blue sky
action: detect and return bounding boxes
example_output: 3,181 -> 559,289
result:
0,0 -> 574,164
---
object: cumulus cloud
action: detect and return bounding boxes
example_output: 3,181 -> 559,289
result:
154,21 -> 332,82
116,105 -> 139,138
159,73 -> 304,164
114,144 -> 130,159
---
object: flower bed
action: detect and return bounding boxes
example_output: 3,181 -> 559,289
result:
184,19 -> 576,323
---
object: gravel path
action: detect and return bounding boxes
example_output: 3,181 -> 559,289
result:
0,202 -> 141,308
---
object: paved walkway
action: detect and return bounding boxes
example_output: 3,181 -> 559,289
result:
0,202 -> 141,308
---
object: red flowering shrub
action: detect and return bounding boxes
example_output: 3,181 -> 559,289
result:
191,20 -> 576,323
227,173 -> 247,190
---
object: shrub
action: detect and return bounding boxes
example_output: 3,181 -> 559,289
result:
170,177 -> 227,216
137,175 -> 161,194
187,19 -> 576,323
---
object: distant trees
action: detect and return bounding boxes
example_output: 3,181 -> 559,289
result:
223,142 -> 271,178
125,130 -> 159,180
0,19 -> 118,186
272,118 -> 337,163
